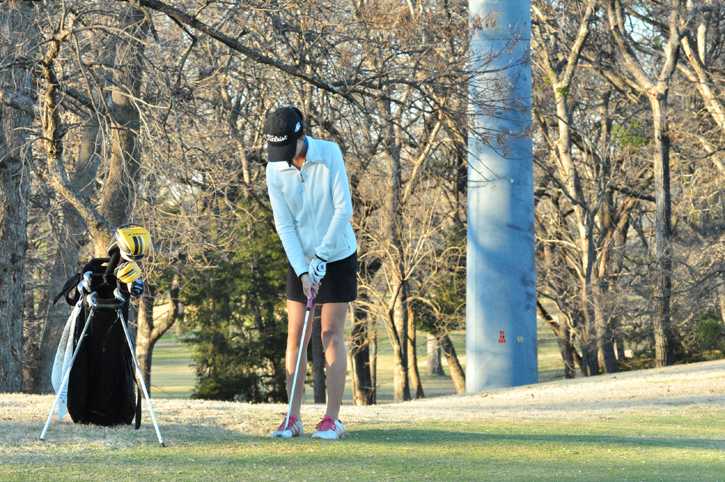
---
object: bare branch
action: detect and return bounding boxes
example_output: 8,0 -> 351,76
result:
560,0 -> 597,89
124,0 -> 358,103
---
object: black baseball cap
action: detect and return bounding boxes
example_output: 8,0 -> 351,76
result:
264,106 -> 304,163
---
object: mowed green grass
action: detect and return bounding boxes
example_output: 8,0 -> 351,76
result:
2,411 -> 723,481
150,332 -> 196,399
150,322 -> 565,401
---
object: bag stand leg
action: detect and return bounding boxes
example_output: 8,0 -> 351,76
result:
117,308 -> 166,447
39,308 -> 95,441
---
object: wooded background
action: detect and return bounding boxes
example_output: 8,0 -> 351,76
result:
0,0 -> 722,404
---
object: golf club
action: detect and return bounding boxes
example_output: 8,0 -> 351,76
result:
280,287 -> 317,434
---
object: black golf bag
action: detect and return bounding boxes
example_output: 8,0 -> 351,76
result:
53,257 -> 142,428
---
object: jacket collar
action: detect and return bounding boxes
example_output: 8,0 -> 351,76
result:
274,136 -> 320,172
304,136 -> 322,163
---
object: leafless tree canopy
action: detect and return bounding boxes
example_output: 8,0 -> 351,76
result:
0,1 -> 722,401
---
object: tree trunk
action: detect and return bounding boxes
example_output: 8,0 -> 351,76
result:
136,272 -> 183,390
407,329 -> 424,398
578,284 -> 600,376
0,1 -> 35,392
439,333 -> 465,394
378,95 -> 410,401
0,151 -> 29,392
649,95 -> 673,367
387,325 -> 410,401
310,307 -> 326,404
574,308 -> 598,376
537,301 -> 576,379
593,279 -> 618,373
560,319 -> 577,379
349,304 -> 374,405
406,282 -> 424,398
426,333 -> 444,376
612,215 -> 630,362
22,283 -> 41,392
94,6 -> 149,253
136,287 -> 156,389
389,282 -> 411,401
369,317 -> 377,403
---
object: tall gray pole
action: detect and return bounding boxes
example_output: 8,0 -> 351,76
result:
466,0 -> 537,392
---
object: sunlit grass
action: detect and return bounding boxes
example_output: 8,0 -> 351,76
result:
3,408 -> 723,481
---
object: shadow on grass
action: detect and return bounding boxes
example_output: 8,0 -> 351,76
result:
445,394 -> 725,414
5,421 -> 723,452
351,428 -> 725,451
5,414 -> 725,449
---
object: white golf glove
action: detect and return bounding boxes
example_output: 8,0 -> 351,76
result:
308,256 -> 327,285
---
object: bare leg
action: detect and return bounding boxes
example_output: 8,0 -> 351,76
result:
286,300 -> 312,419
320,302 -> 348,420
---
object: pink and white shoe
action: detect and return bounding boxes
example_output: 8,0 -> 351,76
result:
311,416 -> 346,440
270,415 -> 303,439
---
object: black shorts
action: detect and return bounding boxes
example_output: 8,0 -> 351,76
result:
287,253 -> 358,304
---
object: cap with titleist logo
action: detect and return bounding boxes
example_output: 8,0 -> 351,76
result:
264,106 -> 304,163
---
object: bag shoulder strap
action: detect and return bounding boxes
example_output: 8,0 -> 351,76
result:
52,273 -> 81,306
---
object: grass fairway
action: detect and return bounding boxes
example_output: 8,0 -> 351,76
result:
150,332 -> 196,399
3,361 -> 724,481
1,415 -> 723,481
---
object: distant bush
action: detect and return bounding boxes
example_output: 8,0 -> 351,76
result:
695,314 -> 723,352
672,311 -> 724,363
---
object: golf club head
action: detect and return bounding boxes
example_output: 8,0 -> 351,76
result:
270,426 -> 295,439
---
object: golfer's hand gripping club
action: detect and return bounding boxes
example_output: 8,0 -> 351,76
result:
300,273 -> 319,300
308,256 -> 326,285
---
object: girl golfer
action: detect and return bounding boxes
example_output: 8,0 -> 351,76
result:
264,106 -> 357,440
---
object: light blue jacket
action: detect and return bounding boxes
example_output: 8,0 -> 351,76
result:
265,136 -> 357,277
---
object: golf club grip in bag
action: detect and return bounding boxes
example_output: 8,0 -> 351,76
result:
54,258 -> 142,428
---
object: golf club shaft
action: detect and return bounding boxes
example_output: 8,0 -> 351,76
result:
283,293 -> 316,430
284,307 -> 310,430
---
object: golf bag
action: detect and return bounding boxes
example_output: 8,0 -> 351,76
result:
51,258 -> 142,428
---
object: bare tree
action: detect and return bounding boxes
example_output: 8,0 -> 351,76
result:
0,0 -> 36,392
533,0 -> 620,373
605,0 -> 686,366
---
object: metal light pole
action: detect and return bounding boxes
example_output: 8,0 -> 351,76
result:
466,0 -> 537,392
